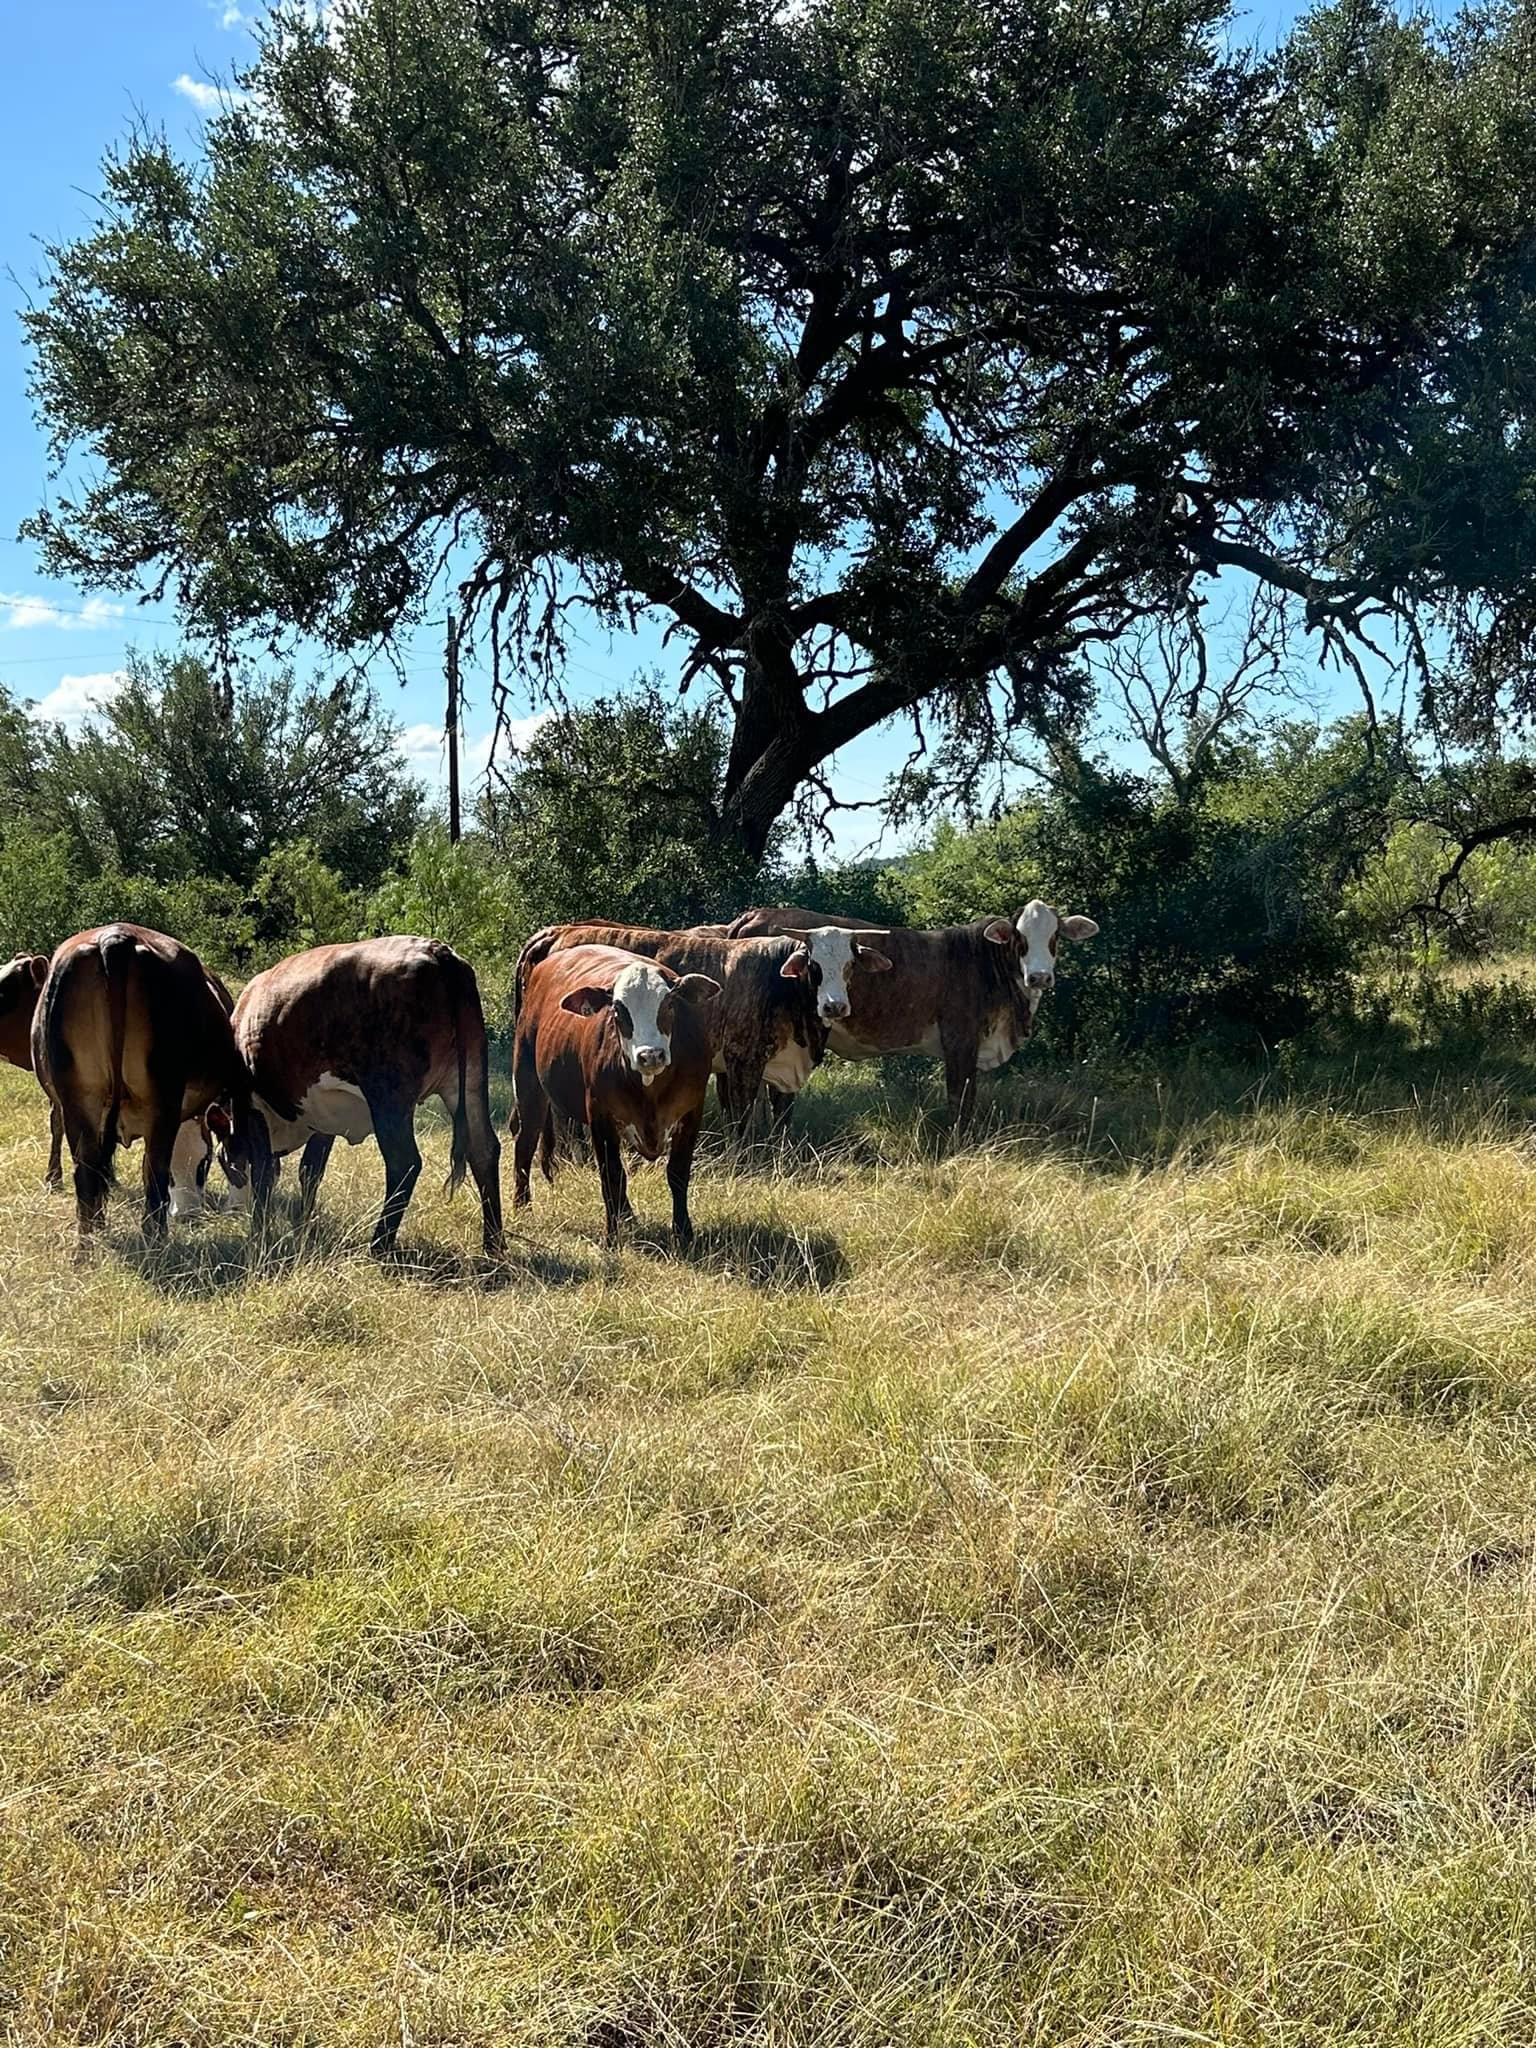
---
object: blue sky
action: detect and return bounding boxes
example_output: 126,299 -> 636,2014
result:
0,0 -> 1369,851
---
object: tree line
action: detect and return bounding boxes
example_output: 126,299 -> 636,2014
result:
7,650 -> 1536,1058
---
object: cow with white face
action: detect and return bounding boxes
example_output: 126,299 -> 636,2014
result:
1012,899 -> 1101,1008
512,921 -> 826,1142
513,944 -> 720,1246
779,927 -> 893,1025
593,961 -> 700,1080
727,901 -> 1100,1131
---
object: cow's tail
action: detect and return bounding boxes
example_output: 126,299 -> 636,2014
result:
95,928 -> 136,1166
443,950 -> 496,1198
512,925 -> 566,1023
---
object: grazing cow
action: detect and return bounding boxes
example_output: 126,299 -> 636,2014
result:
512,944 -> 719,1246
727,899 -> 1099,1127
513,922 -> 825,1137
31,924 -> 265,1246
0,952 -> 65,1184
225,936 -> 503,1257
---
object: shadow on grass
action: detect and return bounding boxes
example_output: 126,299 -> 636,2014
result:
674,1218 -> 851,1292
101,1195 -> 595,1297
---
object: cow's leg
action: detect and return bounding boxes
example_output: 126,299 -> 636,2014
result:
942,1038 -> 980,1137
140,1103 -> 182,1244
511,1065 -> 548,1210
298,1134 -> 335,1222
766,1086 -> 796,1143
464,1118 -> 504,1258
537,1111 -> 556,1185
45,1100 -> 64,1189
67,1107 -> 112,1244
370,1100 -> 422,1255
248,1118 -> 279,1242
666,1108 -> 703,1249
723,1058 -> 766,1148
591,1116 -> 631,1246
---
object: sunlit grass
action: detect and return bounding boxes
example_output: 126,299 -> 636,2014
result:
7,1038 -> 1536,2043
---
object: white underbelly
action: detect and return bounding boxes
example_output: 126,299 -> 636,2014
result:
762,1037 -> 815,1093
827,1022 -> 942,1060
258,1073 -> 374,1155
976,1020 -> 1023,1072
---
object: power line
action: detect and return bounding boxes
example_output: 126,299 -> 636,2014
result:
0,598 -> 180,628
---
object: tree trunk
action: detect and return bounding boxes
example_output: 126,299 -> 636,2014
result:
718,617 -> 816,861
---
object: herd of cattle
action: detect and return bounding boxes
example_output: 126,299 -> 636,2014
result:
0,900 -> 1098,1255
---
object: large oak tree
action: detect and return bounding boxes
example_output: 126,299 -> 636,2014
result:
24,0 -> 1536,855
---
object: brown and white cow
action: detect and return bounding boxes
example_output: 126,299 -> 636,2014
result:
727,899 -> 1099,1128
513,922 -> 825,1138
512,944 -> 719,1247
0,952 -> 65,1185
31,924 -> 266,1246
223,936 -> 504,1258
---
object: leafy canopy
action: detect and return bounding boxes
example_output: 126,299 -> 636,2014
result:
0,652 -> 422,891
24,0 -> 1536,852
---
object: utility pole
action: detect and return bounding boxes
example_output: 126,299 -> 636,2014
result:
445,612 -> 462,844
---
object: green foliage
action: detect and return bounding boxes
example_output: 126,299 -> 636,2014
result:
0,827 -> 92,956
479,687 -> 772,931
367,825 -> 519,1013
25,0 -> 1536,851
892,726 -> 1406,1051
250,841 -> 362,953
1,654 -> 421,892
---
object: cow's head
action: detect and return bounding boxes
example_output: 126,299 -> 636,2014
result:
0,952 -> 47,1068
779,927 -> 893,1024
561,962 -> 721,1083
199,1103 -> 256,1215
988,899 -> 1099,1006
168,1116 -> 217,1220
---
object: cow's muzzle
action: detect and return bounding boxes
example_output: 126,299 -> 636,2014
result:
1026,972 -> 1054,991
820,999 -> 850,1021
632,1046 -> 670,1077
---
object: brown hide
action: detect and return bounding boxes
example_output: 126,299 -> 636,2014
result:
512,944 -> 715,1244
726,909 -> 1044,1127
33,924 -> 254,1242
514,920 -> 824,1130
0,953 -> 47,1070
232,935 -> 502,1256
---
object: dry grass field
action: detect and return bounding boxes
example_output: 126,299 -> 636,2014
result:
8,1021 -> 1536,2045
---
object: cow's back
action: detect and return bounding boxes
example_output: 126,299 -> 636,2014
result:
235,935 -> 469,1114
35,924 -> 240,1132
727,906 -> 890,941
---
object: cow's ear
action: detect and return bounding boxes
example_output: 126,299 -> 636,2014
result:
560,986 -> 613,1017
779,948 -> 810,981
982,918 -> 1014,947
853,943 -> 893,972
1059,915 -> 1099,943
672,974 -> 722,1006
28,955 -> 48,987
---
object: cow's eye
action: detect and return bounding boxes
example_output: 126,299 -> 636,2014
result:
614,1001 -> 633,1036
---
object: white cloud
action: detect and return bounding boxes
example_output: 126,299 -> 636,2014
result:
397,714 -> 550,789
172,72 -> 247,110
219,3 -> 250,25
0,591 -> 127,632
25,671 -> 129,733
